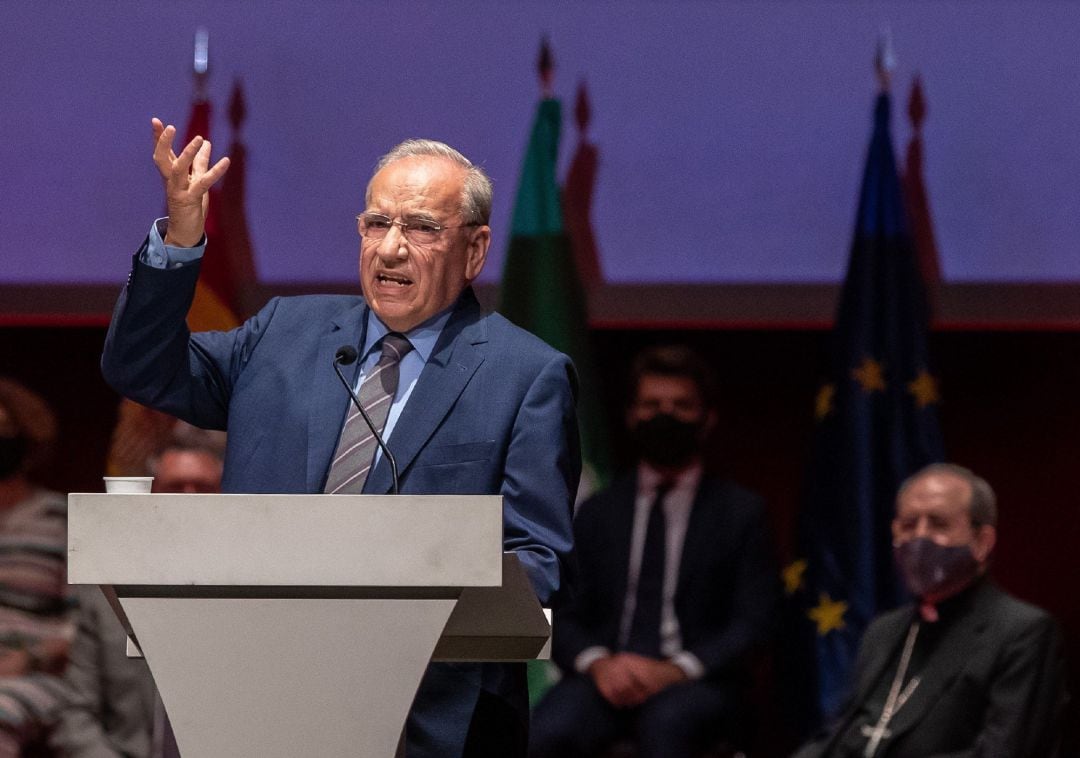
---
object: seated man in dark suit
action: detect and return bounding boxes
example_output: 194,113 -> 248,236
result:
793,463 -> 1068,758
530,345 -> 779,758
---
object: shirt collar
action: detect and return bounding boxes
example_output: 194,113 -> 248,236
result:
362,306 -> 453,364
636,461 -> 703,494
919,572 -> 988,624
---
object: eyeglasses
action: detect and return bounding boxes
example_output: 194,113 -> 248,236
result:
357,212 -> 480,246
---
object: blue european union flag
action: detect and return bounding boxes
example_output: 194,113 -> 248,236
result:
782,91 -> 945,732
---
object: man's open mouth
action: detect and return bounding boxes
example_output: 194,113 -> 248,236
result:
376,273 -> 413,287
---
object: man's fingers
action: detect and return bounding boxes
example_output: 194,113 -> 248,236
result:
149,116 -> 227,198
152,122 -> 178,173
167,135 -> 204,188
191,156 -> 231,194
176,135 -> 203,163
621,655 -> 655,684
152,119 -> 179,161
192,139 -> 212,175
610,677 -> 647,708
206,155 -> 231,184
616,659 -> 656,702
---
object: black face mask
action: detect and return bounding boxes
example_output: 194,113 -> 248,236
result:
0,435 -> 28,479
630,413 -> 702,468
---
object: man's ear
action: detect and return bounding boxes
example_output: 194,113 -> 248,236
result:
972,524 -> 997,564
464,226 -> 491,281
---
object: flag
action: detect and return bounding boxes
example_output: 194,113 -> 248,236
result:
561,81 -> 604,291
500,45 -> 612,705
212,80 -> 259,320
782,91 -> 944,730
499,97 -> 611,501
901,75 -> 942,309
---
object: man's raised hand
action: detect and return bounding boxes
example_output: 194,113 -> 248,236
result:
151,117 -> 230,247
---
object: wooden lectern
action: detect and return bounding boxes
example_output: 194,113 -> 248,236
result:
67,493 -> 552,758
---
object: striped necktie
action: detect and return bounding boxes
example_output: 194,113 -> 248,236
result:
324,333 -> 413,494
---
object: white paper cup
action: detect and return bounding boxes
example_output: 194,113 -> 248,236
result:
103,477 -> 154,494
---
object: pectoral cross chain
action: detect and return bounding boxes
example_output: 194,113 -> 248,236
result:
861,622 -> 921,758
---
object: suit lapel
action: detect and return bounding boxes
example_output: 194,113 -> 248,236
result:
675,477 -> 718,598
816,609 -> 915,756
605,474 -> 639,608
885,583 -> 992,740
856,610 -> 916,706
363,290 -> 487,494
306,301 -> 370,492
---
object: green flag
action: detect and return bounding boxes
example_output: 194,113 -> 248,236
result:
500,97 -> 612,704
500,97 -> 610,500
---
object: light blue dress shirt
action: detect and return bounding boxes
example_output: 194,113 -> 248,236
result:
352,307 -> 451,466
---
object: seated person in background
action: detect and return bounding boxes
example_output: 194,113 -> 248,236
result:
50,424 -> 226,757
530,345 -> 779,758
793,463 -> 1068,758
0,378 -> 73,756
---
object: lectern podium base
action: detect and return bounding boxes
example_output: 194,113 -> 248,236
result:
124,595 -> 456,758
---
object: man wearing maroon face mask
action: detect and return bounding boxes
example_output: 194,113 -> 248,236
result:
793,463 -> 1068,758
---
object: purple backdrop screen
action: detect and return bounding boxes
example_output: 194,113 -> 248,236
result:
3,1 -> 1079,286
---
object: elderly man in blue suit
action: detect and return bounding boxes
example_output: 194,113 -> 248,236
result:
101,121 -> 580,758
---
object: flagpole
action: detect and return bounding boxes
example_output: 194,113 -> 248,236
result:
538,36 -> 553,99
193,27 -> 209,103
875,27 -> 895,92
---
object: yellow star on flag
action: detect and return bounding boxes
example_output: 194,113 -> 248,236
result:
907,370 -> 940,409
782,559 -> 807,595
851,357 -> 886,393
814,384 -> 835,420
807,592 -> 848,636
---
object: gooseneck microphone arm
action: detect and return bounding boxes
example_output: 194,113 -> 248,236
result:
332,345 -> 400,495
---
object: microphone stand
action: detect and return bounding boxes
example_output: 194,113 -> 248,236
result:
332,351 -> 400,495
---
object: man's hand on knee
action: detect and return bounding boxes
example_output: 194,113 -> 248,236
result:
588,654 -> 651,708
620,654 -> 689,700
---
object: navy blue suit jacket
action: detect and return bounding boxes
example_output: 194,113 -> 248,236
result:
102,245 -> 581,757
553,472 -> 777,681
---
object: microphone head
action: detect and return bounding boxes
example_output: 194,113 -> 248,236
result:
334,345 -> 359,365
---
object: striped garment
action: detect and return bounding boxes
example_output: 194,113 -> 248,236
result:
0,488 -> 74,754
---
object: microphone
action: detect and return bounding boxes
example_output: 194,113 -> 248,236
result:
332,345 -> 400,495
334,345 -> 359,365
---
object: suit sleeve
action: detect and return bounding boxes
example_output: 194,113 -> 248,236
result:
499,353 -> 580,607
101,243 -> 277,429
550,496 -> 607,671
685,496 -> 779,677
929,612 -> 1068,758
49,589 -> 125,758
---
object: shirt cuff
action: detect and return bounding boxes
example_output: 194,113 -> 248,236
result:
574,646 -> 612,675
141,218 -> 206,269
669,651 -> 706,680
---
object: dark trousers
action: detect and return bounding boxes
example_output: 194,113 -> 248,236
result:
406,662 -> 529,758
528,674 -> 737,758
